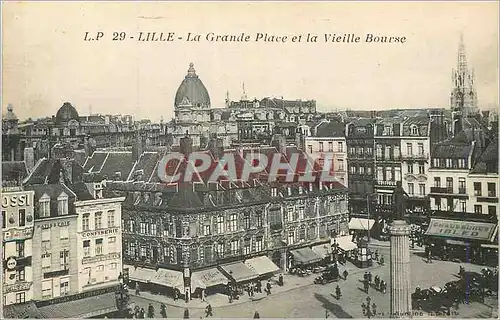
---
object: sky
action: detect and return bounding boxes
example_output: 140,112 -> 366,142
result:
2,1 -> 499,122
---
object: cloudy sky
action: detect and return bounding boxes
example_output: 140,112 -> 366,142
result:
2,1 -> 498,121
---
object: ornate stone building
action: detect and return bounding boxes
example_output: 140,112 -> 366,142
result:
91,135 -> 349,300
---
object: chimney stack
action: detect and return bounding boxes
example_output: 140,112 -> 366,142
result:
208,136 -> 224,160
452,111 -> 463,137
24,147 -> 35,173
271,134 -> 287,154
180,135 -> 193,156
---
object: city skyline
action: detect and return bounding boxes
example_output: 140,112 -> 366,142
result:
2,1 -> 499,122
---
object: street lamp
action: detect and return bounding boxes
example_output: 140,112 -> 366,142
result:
361,296 -> 377,318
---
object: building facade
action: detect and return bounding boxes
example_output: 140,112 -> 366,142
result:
2,187 -> 35,306
76,195 -> 124,293
28,183 -> 79,301
304,120 -> 348,186
345,118 -> 375,215
400,116 -> 432,215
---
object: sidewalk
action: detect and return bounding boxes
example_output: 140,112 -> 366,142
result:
130,260 -> 385,310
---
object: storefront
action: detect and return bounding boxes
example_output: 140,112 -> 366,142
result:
311,244 -> 332,263
348,218 -> 376,241
244,256 -> 280,278
424,218 -> 498,264
290,247 -> 322,267
149,268 -> 184,297
123,265 -> 157,290
191,267 -> 229,296
219,261 -> 259,284
333,235 -> 357,261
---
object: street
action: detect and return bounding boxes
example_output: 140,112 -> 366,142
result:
128,246 -> 498,318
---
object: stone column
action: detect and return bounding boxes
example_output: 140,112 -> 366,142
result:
389,220 -> 412,318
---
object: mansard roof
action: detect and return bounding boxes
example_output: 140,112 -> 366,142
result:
471,137 -> 498,174
431,131 -> 473,159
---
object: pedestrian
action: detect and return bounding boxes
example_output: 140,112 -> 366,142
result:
335,285 -> 341,300
375,250 -> 379,261
368,272 -> 373,284
205,304 -> 213,317
174,289 -> 179,301
160,303 -> 167,318
374,276 -> 380,290
278,274 -> 284,286
253,311 -> 260,319
364,280 -> 369,293
183,308 -> 189,319
380,256 -> 385,266
135,283 -> 141,296
325,310 -> 330,318
147,303 -> 155,318
343,269 -> 348,280
266,280 -> 272,295
139,308 -> 145,319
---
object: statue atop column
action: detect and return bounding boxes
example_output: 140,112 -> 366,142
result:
392,181 -> 408,220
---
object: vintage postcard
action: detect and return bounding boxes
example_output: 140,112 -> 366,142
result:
1,1 -> 498,319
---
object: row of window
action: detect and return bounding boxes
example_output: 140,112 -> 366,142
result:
41,250 -> 70,271
473,182 -> 497,197
432,158 -> 467,169
39,193 -> 68,217
432,198 -> 497,215
307,141 -> 344,153
41,277 -> 70,299
82,210 -> 116,231
407,183 -> 426,196
433,177 -> 467,193
82,237 -> 117,257
348,147 -> 373,156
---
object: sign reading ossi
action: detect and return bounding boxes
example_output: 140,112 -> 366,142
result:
2,193 -> 32,208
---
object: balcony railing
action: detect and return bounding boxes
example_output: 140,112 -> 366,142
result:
402,153 -> 428,160
458,188 -> 467,194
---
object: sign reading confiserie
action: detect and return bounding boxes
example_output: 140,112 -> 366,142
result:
82,228 -> 119,238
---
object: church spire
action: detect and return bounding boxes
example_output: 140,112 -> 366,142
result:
457,32 -> 468,74
241,82 -> 248,101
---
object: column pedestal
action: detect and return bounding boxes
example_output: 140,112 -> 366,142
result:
389,220 -> 412,318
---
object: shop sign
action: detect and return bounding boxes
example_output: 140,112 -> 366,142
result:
81,228 -> 119,238
82,252 -> 121,265
425,219 -> 496,241
3,228 -> 33,242
37,220 -> 70,229
3,281 -> 32,294
1,193 -> 32,208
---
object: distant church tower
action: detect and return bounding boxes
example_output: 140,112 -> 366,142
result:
450,33 -> 478,118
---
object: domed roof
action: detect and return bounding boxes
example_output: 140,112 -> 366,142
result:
174,63 -> 211,109
3,104 -> 18,121
55,102 -> 79,125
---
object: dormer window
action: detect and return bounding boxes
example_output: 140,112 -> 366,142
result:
271,187 -> 278,197
411,125 -> 419,135
94,183 -> 103,199
298,186 -> 304,195
39,194 -> 50,217
57,192 -> 68,215
383,126 -> 393,135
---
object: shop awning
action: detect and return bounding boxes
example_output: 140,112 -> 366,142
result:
37,293 -> 118,318
191,268 -> 229,291
333,235 -> 358,252
3,301 -> 43,319
348,218 -> 375,231
220,262 -> 259,283
290,247 -> 322,265
150,268 -> 184,290
244,256 -> 280,276
312,244 -> 331,259
425,219 -> 497,241
124,265 -> 157,283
